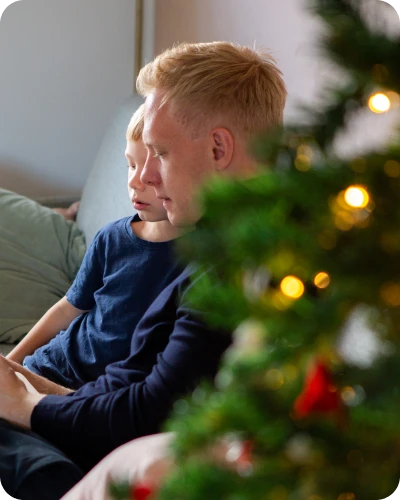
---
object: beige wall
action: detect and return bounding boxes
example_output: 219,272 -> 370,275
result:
154,0 -> 400,154
155,0 -> 323,122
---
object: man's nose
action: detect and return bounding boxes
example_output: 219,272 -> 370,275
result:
141,154 -> 160,187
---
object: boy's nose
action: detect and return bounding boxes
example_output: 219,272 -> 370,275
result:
128,171 -> 145,192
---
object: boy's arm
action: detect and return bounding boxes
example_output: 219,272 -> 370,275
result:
7,297 -> 87,364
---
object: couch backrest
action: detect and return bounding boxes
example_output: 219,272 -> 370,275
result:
76,95 -> 143,245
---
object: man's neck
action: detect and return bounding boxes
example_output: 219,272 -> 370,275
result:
131,219 -> 183,242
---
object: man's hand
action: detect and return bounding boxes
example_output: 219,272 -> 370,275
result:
4,357 -> 74,396
0,356 -> 45,429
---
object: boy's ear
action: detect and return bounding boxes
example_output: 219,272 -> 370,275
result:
212,128 -> 234,171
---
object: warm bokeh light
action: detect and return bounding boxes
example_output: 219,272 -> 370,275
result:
384,160 -> 400,178
265,369 -> 284,390
333,210 -> 355,231
380,282 -> 400,306
337,493 -> 355,500
294,154 -> 311,172
314,272 -> 330,289
297,144 -> 313,159
368,92 -> 391,113
280,276 -> 305,299
344,186 -> 370,208
341,386 -> 356,404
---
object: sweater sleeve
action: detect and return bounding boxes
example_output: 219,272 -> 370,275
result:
30,275 -> 231,470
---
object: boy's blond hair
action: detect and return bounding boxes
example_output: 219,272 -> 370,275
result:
126,103 -> 145,141
136,42 -> 287,136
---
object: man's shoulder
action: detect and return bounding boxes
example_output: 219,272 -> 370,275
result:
153,264 -> 210,309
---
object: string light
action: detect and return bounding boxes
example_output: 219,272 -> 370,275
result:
294,154 -> 311,172
297,144 -> 313,158
341,386 -> 356,404
344,186 -> 370,208
294,144 -> 313,172
384,160 -> 400,178
265,369 -> 284,390
283,363 -> 299,382
380,282 -> 400,306
280,276 -> 305,299
368,92 -> 391,113
314,272 -> 330,289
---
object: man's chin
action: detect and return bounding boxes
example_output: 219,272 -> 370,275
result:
167,211 -> 201,229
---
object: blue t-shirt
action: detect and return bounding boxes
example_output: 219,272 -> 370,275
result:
24,215 -> 182,389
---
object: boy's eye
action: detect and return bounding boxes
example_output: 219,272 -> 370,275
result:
127,164 -> 136,170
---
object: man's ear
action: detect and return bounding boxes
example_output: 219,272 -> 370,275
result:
212,128 -> 234,171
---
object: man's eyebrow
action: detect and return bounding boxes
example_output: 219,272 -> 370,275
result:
143,141 -> 157,150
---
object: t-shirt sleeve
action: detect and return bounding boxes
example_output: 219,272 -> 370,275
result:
65,230 -> 104,311
30,278 -> 231,469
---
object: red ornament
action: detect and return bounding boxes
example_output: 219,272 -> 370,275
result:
294,360 -> 342,418
131,484 -> 153,500
236,440 -> 253,471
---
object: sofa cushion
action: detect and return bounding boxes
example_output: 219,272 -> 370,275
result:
0,189 -> 85,343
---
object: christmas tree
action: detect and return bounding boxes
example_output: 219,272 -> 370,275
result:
114,0 -> 400,499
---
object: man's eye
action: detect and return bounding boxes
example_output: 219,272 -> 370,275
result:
127,164 -> 136,170
154,152 -> 165,159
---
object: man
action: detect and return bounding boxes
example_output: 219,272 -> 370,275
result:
0,41 -> 286,499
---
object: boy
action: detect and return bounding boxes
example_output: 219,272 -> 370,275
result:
7,104 -> 183,390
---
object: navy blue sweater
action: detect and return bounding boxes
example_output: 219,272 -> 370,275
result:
31,267 -> 231,471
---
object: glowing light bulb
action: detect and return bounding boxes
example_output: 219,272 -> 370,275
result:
344,186 -> 370,208
280,276 -> 304,299
314,272 -> 330,289
368,92 -> 391,114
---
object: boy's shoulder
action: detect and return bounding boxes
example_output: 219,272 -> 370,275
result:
93,216 -> 134,245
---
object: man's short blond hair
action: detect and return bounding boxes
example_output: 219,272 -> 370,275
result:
136,42 -> 287,136
126,103 -> 145,141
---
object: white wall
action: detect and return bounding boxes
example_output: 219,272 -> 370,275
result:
154,0 -> 400,155
0,0 -> 136,199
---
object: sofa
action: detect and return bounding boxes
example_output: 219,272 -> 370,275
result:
0,94 -> 142,355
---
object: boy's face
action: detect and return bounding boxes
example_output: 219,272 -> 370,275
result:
125,138 -> 169,222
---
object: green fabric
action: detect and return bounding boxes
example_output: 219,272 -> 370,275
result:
0,189 -> 86,343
